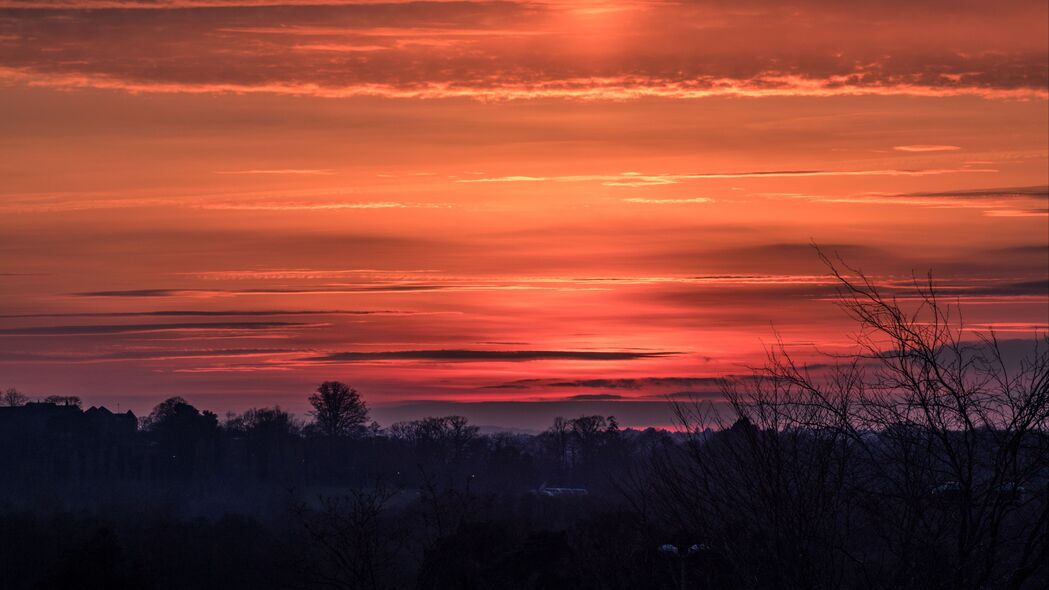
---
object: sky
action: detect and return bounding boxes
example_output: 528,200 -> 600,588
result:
0,0 -> 1047,430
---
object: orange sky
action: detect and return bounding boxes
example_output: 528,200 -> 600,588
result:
1,0 -> 1046,429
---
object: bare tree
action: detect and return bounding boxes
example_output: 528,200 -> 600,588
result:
445,415 -> 479,464
547,416 -> 572,473
570,415 -> 609,478
1,388 -> 28,407
226,406 -> 299,438
293,483 -> 405,590
308,381 -> 369,438
807,253 -> 1049,590
647,253 -> 1049,589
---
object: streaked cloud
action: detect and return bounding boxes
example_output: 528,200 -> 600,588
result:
984,208 -> 1049,218
0,321 -> 313,336
304,349 -> 679,362
565,393 -> 623,400
904,186 -> 1048,199
776,185 -> 1048,217
69,286 -> 447,297
184,269 -> 441,280
0,309 -> 413,319
67,281 -> 607,298
893,144 -> 962,152
459,168 -> 996,186
0,348 -> 301,363
623,197 -> 713,204
194,201 -> 452,211
214,168 -> 335,175
487,377 -> 725,390
0,1 -> 1045,101
0,190 -> 454,214
5,70 -> 1044,101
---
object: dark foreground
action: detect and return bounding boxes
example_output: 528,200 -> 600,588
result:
0,393 -> 1047,590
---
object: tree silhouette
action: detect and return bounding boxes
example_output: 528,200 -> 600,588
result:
43,395 -> 81,408
308,381 -> 369,438
652,253 -> 1049,590
143,397 -> 218,436
227,406 -> 299,439
142,397 -> 219,478
293,483 -> 405,590
1,388 -> 27,407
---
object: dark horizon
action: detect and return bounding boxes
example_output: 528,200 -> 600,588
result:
7,333 -> 1046,432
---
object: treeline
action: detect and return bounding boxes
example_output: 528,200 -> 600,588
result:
0,386 -> 681,590
0,383 -> 656,495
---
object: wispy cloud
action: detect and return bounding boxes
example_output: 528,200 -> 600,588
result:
304,349 -> 679,362
984,208 -> 1049,218
214,169 -> 335,175
904,186 -> 1048,199
623,197 -> 714,204
773,185 -> 1048,217
184,269 -> 441,280
459,168 -> 996,186
0,187 -> 455,213
10,72 -> 1049,102
292,44 -> 389,53
0,348 -> 301,363
68,280 -> 607,298
0,321 -> 314,336
893,144 -> 962,152
0,309 -> 413,319
194,201 -> 452,211
69,286 -> 449,298
1,0 -> 1045,102
487,377 -> 725,390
